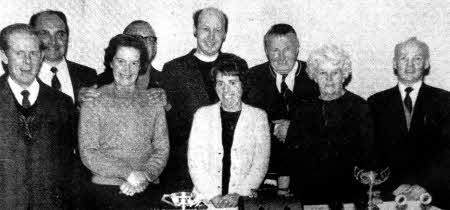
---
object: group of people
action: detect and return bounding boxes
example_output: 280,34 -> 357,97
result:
0,6 -> 448,210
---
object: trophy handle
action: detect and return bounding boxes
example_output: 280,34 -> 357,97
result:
161,194 -> 175,206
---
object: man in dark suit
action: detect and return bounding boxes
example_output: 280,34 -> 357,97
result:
368,37 -> 450,208
244,24 -> 319,187
29,10 -> 97,208
0,23 -> 76,209
29,10 -> 97,105
160,7 -> 248,193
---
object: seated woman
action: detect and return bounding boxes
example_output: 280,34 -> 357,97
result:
280,44 -> 375,208
79,34 -> 169,210
188,55 -> 271,209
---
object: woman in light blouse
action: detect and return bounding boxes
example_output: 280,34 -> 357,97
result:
188,54 -> 271,209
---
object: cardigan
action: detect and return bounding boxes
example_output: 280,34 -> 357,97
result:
188,102 -> 270,201
79,83 -> 169,186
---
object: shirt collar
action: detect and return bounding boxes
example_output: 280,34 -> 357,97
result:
7,76 -> 40,106
42,58 -> 68,73
194,51 -> 219,62
274,61 -> 299,92
398,80 -> 422,107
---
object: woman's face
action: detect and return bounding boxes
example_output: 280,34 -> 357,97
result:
314,62 -> 346,97
111,46 -> 141,88
215,72 -> 242,112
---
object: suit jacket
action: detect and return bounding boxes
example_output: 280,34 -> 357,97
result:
188,103 -> 270,200
0,75 -> 76,209
368,83 -> 450,206
244,60 -> 319,122
159,49 -> 248,192
66,60 -> 97,105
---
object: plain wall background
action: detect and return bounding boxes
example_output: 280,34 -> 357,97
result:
0,0 -> 448,98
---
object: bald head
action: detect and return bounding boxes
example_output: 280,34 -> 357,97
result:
123,20 -> 157,63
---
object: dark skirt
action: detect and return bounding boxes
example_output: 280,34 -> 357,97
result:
87,183 -> 162,210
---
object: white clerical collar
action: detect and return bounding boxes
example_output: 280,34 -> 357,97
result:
194,51 -> 219,62
7,76 -> 40,106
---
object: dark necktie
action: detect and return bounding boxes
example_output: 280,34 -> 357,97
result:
50,67 -> 61,91
280,75 -> 292,99
21,90 -> 31,109
404,87 -> 413,113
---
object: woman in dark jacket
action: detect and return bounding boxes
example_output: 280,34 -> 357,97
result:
281,44 -> 375,209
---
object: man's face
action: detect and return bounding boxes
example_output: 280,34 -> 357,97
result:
111,46 -> 141,88
33,13 -> 68,63
124,23 -> 157,63
3,31 -> 42,88
215,72 -> 242,111
394,43 -> 427,85
266,33 -> 299,75
195,9 -> 226,56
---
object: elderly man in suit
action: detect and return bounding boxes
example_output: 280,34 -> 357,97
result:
0,23 -> 76,209
29,9 -> 97,105
244,24 -> 319,186
160,7 -> 248,193
368,37 -> 450,208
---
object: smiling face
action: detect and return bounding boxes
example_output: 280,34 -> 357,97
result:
266,33 -> 299,75
33,13 -> 68,63
394,43 -> 427,85
314,62 -> 346,100
3,31 -> 42,89
215,72 -> 242,112
195,9 -> 226,56
111,46 -> 141,88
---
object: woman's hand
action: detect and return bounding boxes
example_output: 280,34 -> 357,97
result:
211,193 -> 240,208
119,181 -> 149,196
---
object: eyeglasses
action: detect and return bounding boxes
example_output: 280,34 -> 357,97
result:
131,34 -> 157,43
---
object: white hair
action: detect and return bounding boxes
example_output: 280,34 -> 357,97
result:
306,44 -> 352,80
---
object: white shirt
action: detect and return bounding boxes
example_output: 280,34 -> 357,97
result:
194,51 -> 219,62
38,59 -> 75,102
7,76 -> 40,106
275,61 -> 298,93
398,80 -> 422,111
0,65 -> 4,76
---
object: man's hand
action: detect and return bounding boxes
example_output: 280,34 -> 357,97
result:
78,85 -> 100,103
148,88 -> 171,111
127,171 -> 148,187
273,119 -> 290,143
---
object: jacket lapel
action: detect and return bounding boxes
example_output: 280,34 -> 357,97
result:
409,84 -> 428,133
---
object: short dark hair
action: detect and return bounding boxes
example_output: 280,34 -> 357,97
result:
210,54 -> 246,88
263,23 -> 298,49
29,10 -> 69,36
103,34 -> 149,76
0,23 -> 40,51
193,8 -> 228,33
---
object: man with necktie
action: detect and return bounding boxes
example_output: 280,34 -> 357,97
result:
29,10 -> 97,105
368,37 -> 450,208
0,23 -> 76,209
244,23 -> 319,188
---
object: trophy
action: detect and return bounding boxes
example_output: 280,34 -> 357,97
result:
354,166 -> 390,210
161,192 -> 200,210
